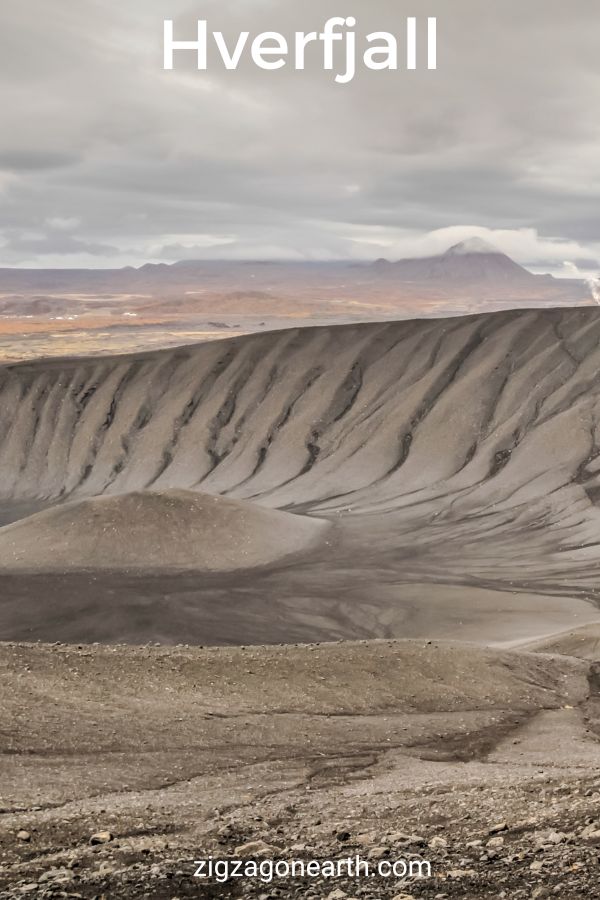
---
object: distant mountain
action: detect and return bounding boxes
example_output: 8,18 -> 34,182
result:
0,241 -> 588,310
375,238 -> 544,285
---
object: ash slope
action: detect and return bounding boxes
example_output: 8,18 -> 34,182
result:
2,308 -> 600,643
0,490 -> 329,573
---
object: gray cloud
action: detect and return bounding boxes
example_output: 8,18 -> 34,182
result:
0,151 -> 79,172
0,0 -> 599,271
1,230 -> 120,258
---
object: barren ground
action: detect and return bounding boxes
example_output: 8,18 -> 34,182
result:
2,638 -> 600,899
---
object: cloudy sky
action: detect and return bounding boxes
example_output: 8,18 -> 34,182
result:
0,0 -> 599,274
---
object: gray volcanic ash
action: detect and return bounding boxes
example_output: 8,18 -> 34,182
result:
2,307 -> 600,644
4,638 -> 600,898
0,489 -> 329,573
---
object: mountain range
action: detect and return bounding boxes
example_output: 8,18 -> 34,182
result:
0,239 -> 584,295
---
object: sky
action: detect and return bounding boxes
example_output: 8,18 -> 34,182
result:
0,0 -> 599,275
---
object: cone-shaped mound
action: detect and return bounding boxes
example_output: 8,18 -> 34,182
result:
0,490 -> 330,573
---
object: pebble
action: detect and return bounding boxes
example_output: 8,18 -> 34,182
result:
486,836 -> 505,849
90,831 -> 114,845
581,829 -> 600,843
367,846 -> 389,859
428,835 -> 448,849
234,839 -> 277,857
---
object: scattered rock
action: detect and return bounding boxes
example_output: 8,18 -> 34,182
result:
234,840 -> 277,857
389,831 -> 426,846
367,846 -> 389,859
16,830 -> 31,843
486,836 -> 505,849
428,836 -> 448,849
96,861 -> 116,875
355,832 -> 376,846
90,831 -> 114,845
38,868 -> 72,884
581,829 -> 600,844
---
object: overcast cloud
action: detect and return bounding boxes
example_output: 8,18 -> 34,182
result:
0,0 -> 599,273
